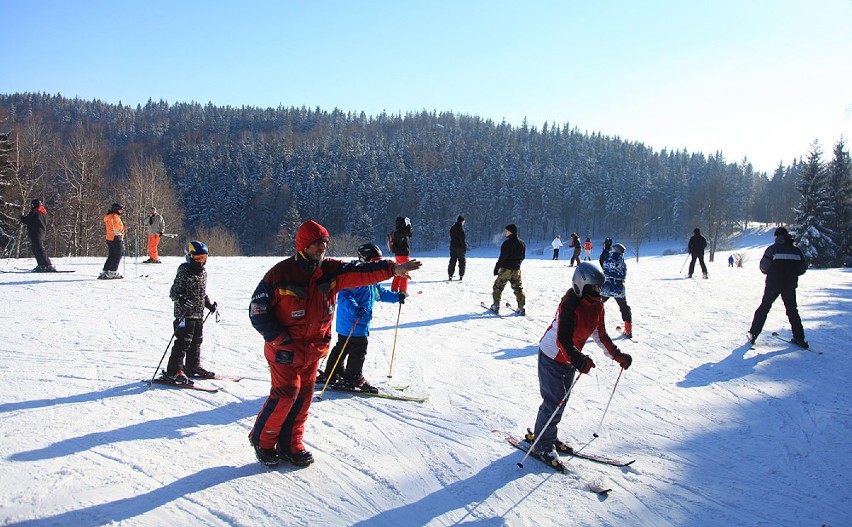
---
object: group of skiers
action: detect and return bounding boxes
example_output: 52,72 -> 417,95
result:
551,233 -> 594,265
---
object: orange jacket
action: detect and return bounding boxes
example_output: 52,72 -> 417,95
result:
104,213 -> 125,241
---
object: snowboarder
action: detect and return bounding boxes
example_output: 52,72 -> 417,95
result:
747,227 -> 809,348
601,243 -> 634,338
551,235 -> 563,260
569,233 -> 582,267
526,262 -> 632,469
161,240 -> 218,385
20,198 -> 55,272
248,220 -> 421,468
490,224 -> 526,315
318,243 -> 406,393
144,206 -> 165,263
390,216 -> 413,292
583,237 -> 593,261
448,216 -> 467,280
687,228 -> 708,279
99,203 -> 126,279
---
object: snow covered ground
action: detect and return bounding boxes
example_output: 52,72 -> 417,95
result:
1,227 -> 849,527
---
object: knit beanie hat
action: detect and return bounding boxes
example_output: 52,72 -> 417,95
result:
457,215 -> 465,223
505,224 -> 518,236
295,220 -> 330,253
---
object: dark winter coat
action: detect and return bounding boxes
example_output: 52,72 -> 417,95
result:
601,251 -> 627,299
391,218 -> 413,256
170,262 -> 213,319
759,235 -> 808,289
688,234 -> 707,255
21,206 -> 48,242
494,233 -> 525,274
449,220 -> 466,252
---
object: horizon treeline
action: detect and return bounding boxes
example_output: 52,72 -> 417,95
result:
0,92 -> 845,262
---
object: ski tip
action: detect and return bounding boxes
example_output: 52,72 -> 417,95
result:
589,483 -> 612,496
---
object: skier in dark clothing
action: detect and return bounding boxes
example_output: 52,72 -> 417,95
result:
569,233 -> 582,267
161,240 -> 218,385
20,199 -> 55,272
490,224 -> 526,315
748,227 -> 809,348
390,216 -> 413,292
687,228 -> 708,279
448,216 -> 467,280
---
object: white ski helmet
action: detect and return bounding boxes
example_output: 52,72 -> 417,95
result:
572,262 -> 605,296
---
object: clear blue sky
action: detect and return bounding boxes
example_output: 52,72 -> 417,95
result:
2,0 -> 850,174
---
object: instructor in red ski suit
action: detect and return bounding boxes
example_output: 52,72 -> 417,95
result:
248,220 -> 421,467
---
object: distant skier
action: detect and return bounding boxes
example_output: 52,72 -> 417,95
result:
161,240 -> 218,385
490,224 -> 526,315
524,262 -> 632,470
569,233 -> 582,267
318,243 -> 406,393
390,216 -> 413,292
99,203 -> 126,279
144,206 -> 165,263
20,198 -> 55,272
747,227 -> 809,348
551,235 -> 563,260
448,216 -> 467,280
728,255 -> 735,268
583,237 -> 593,261
687,228 -> 708,279
601,243 -> 634,338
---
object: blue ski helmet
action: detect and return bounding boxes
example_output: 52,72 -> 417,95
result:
185,240 -> 209,263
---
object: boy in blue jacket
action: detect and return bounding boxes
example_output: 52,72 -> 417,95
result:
318,243 -> 406,393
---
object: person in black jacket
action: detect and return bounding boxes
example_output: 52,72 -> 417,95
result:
20,199 -> 55,272
687,228 -> 708,278
490,224 -> 526,315
390,216 -> 413,292
748,227 -> 809,348
448,216 -> 467,280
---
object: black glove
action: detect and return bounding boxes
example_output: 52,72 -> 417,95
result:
494,266 -> 500,276
206,301 -> 217,313
613,350 -> 632,370
354,306 -> 368,318
569,350 -> 596,374
398,292 -> 407,304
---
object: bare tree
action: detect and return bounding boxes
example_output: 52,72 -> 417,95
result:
58,128 -> 107,256
126,153 -> 185,257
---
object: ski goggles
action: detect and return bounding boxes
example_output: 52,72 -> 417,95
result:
190,253 -> 208,263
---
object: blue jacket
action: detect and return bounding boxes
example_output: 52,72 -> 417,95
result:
601,251 -> 627,299
336,279 -> 403,337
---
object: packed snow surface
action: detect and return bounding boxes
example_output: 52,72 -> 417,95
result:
1,227 -> 849,526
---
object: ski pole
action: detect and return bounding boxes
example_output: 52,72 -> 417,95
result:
592,368 -> 623,438
679,253 -> 690,274
518,371 -> 582,469
387,302 -> 403,379
317,316 -> 361,400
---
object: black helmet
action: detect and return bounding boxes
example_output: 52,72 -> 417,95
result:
109,203 -> 124,213
357,243 -> 383,262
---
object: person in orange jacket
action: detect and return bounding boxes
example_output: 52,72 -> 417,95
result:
247,220 -> 422,468
100,203 -> 126,279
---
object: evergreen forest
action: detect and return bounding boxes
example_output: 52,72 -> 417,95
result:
1,92 -> 849,266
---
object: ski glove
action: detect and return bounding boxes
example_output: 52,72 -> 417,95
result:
398,292 -> 407,304
569,350 -> 596,374
613,350 -> 632,370
494,265 -> 500,276
354,306 -> 368,318
206,301 -> 218,313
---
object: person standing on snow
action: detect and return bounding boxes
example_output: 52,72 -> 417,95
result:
598,237 -> 613,267
317,243 -> 407,393
747,227 -> 809,348
161,240 -> 218,385
583,237 -> 593,261
448,216 -> 467,280
20,198 -> 55,272
490,224 -> 526,315
524,262 -> 632,470
99,203 -> 126,279
551,234 -> 563,260
144,206 -> 165,263
687,228 -> 708,279
569,232 -> 582,267
390,216 -> 413,292
248,220 -> 421,468
601,243 -> 634,338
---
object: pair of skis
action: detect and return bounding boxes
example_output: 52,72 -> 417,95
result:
480,301 -> 524,317
144,374 -> 244,393
316,384 -> 428,403
750,332 -> 822,355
